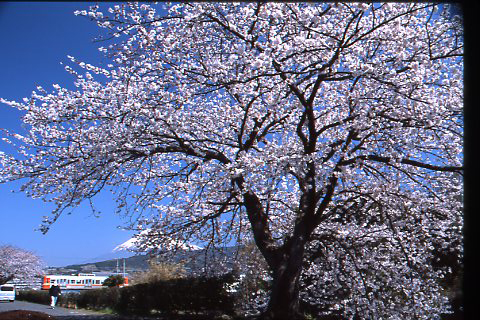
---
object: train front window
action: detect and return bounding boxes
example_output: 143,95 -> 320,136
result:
1,287 -> 14,291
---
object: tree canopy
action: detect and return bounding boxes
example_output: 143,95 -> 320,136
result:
102,274 -> 126,287
0,3 -> 463,319
0,245 -> 44,285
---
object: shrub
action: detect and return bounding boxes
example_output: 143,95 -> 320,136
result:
102,275 -> 125,287
62,287 -> 120,311
115,273 -> 237,316
16,288 -> 120,312
130,260 -> 186,285
16,290 -> 50,305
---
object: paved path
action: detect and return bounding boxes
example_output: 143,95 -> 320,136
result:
0,300 -> 232,319
0,300 -> 146,320
0,300 -> 126,319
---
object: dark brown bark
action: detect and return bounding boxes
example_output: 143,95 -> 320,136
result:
242,189 -> 280,270
242,187 -> 308,319
262,235 -> 308,320
240,157 -> 331,319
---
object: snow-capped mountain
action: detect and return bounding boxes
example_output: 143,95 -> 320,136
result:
113,229 -> 202,252
71,230 -> 202,266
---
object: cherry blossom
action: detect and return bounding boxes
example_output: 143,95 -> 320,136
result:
0,245 -> 45,285
0,3 -> 462,319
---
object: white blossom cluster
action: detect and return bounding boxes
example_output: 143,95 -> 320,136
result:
0,245 -> 45,284
0,3 -> 462,318
300,192 -> 461,319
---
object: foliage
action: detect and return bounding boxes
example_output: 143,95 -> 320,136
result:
0,3 -> 463,319
130,259 -> 186,284
16,289 -> 50,305
116,274 -> 236,316
17,288 -> 121,311
102,274 -> 125,287
0,245 -> 44,285
74,287 -> 121,310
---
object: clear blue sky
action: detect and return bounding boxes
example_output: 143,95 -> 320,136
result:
0,2 -> 136,267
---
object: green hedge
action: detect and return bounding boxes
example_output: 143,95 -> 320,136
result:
16,290 -> 50,305
116,273 -> 236,316
72,287 -> 121,310
18,273 -> 236,316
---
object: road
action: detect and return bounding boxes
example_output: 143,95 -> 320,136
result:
0,300 -> 128,319
0,300 -> 221,319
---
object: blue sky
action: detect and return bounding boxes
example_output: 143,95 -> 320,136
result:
0,2 -> 136,267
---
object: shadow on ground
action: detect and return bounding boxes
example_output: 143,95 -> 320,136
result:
0,310 -> 55,320
0,310 -> 247,320
0,311 -> 154,320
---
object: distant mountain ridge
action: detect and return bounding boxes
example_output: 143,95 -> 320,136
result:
50,233 -> 238,275
62,254 -> 150,273
56,246 -> 241,275
77,249 -> 136,265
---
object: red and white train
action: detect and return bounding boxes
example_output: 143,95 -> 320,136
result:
41,273 -> 129,290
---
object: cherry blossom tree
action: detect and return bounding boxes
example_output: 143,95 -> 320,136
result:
0,245 -> 44,285
0,3 -> 463,319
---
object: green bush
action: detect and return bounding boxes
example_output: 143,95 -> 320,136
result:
102,275 -> 125,287
60,287 -> 120,311
116,273 -> 237,316
131,260 -> 186,284
17,288 -> 120,311
17,290 -> 50,304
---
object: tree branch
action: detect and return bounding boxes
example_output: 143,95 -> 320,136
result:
339,154 -> 463,173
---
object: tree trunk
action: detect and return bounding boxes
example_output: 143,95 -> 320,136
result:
242,189 -> 311,319
262,236 -> 307,320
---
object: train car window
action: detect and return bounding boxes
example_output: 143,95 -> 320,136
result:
1,286 -> 14,291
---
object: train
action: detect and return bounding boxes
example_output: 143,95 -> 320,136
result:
41,273 -> 129,290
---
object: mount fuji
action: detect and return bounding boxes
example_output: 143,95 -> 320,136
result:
112,229 -> 203,253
